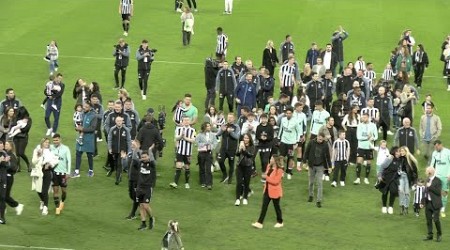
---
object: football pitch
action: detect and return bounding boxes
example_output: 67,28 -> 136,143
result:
0,0 -> 449,249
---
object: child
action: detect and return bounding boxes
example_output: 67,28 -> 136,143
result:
381,63 -> 394,82
73,104 -> 84,145
45,40 -> 59,75
171,100 -> 186,126
161,220 -> 184,250
421,93 -> 436,113
41,75 -> 55,110
413,178 -> 425,217
264,96 -> 274,113
392,89 -> 402,129
8,117 -> 29,138
375,140 -> 390,175
215,111 -> 225,131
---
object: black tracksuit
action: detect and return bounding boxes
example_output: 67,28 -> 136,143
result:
256,123 -> 274,172
306,80 -> 324,112
136,122 -> 164,156
0,151 -> 9,221
374,95 -> 391,140
323,78 -> 334,112
5,151 -> 19,210
136,46 -> 155,95
127,151 -> 140,217
336,75 -> 353,97
258,76 -> 274,109
113,43 -> 130,88
216,68 -> 236,112
108,125 -> 131,183
204,58 -> 220,109
216,123 -> 240,182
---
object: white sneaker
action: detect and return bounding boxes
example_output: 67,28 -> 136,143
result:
234,199 -> 240,206
176,8 -> 182,13
248,190 -> 254,197
353,178 -> 360,185
382,207 -> 387,214
15,204 -> 24,215
40,104 -> 46,110
42,206 -> 48,216
39,201 -> 44,210
123,31 -> 128,36
387,131 -> 394,135
169,182 -> 178,189
378,128 -> 382,133
46,128 -> 52,136
287,174 -> 292,180
55,68 -> 58,72
447,86 -> 450,91
387,207 -> 393,214
51,132 -> 55,137
274,223 -> 284,228
185,183 -> 190,189
142,95 -> 146,100
252,222 -> 263,229
324,175 -> 330,181
340,181 -> 345,187
242,199 -> 248,205
331,181 -> 337,187
364,178 -> 370,184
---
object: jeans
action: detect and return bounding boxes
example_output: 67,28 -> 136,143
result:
45,102 -> 61,132
308,166 -> 324,201
398,172 -> 410,208
75,150 -> 94,171
49,60 -> 58,74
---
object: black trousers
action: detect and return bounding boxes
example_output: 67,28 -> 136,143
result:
381,191 -> 396,207
110,153 -> 123,182
182,31 -> 191,46
257,190 -> 282,224
198,151 -> 213,186
0,174 -> 6,219
414,64 -> 425,86
259,148 -> 271,173
425,201 -> 442,237
38,169 -> 53,207
114,66 -> 127,88
219,93 -> 234,112
378,119 -> 389,141
280,86 -> 293,101
235,165 -> 252,199
332,160 -> 348,182
218,151 -> 235,181
138,68 -> 151,95
346,127 -> 357,163
13,136 -> 30,171
128,180 -> 139,216
204,88 -> 216,109
5,175 -> 19,208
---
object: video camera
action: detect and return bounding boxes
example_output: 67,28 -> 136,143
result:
158,105 -> 167,158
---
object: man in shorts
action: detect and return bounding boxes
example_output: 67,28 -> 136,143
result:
136,151 -> 155,230
354,113 -> 378,185
50,133 -> 71,215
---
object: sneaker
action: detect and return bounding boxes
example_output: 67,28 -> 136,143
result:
441,211 -> 446,218
382,207 -> 387,214
51,104 -> 58,111
59,202 -> 65,211
340,181 -> 345,187
39,201 -> 44,210
194,8 -> 198,12
387,131 -> 394,136
46,128 -> 53,136
42,206 -> 48,215
96,138 -> 103,142
176,8 -> 182,13
248,190 -> 254,197
201,184 -> 206,188
242,199 -> 248,205
251,222 -> 263,229
353,178 -> 361,185
274,223 -> 284,228
40,104 -> 46,110
447,86 -> 450,91
324,175 -> 330,181
223,11 -> 228,14
307,196 -> 313,202
142,95 -> 146,100
331,181 -> 337,187
185,183 -> 190,189
364,178 -> 370,185
287,174 -> 292,180
316,202 -> 322,208
125,215 -> 137,220
51,132 -> 55,137
387,207 -> 394,214
149,216 -> 155,229
0,218 -> 5,224
221,176 -> 229,184
234,199 -> 240,206
123,31 -> 128,37
88,171 -> 94,177
415,212 -> 419,217
71,172 -> 80,178
207,185 -> 212,190
138,224 -> 147,231
106,170 -> 113,177
15,204 -> 24,215
55,207 -> 61,215
169,182 -> 178,189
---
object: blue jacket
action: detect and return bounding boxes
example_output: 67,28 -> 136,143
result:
305,48 -> 320,66
75,110 -> 97,153
235,81 -> 257,109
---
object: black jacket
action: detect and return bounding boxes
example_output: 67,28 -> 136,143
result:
319,51 -> 338,74
216,68 -> 236,94
236,145 -> 256,167
108,126 -> 131,154
422,177 -> 443,210
336,75 -> 353,96
256,123 -> 274,148
136,46 -> 154,71
217,123 -> 240,153
205,58 -> 220,89
113,43 -> 130,67
303,139 -> 331,169
136,122 -> 164,154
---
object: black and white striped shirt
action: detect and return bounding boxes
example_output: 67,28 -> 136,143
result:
173,106 -> 185,125
279,63 -> 295,87
382,68 -> 394,81
332,139 -> 350,161
364,70 -> 376,91
175,126 -> 196,156
414,185 -> 425,204
120,0 -> 133,14
216,34 -> 228,55
360,107 -> 379,123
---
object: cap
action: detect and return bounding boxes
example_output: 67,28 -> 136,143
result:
147,108 -> 155,114
433,140 -> 442,145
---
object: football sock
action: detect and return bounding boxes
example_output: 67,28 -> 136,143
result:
185,169 -> 191,183
365,164 -> 371,178
355,164 -> 362,178
53,197 -> 60,207
174,169 -> 181,184
61,192 -> 66,202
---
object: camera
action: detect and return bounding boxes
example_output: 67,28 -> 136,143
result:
150,49 -> 158,53
158,105 -> 166,130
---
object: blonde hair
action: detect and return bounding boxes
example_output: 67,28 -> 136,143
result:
266,40 -> 274,48
400,146 -> 418,169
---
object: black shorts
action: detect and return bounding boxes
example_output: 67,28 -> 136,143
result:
176,154 -> 191,165
279,143 -> 295,158
121,14 -> 131,21
52,173 -> 67,187
357,148 -> 374,160
136,187 -> 153,203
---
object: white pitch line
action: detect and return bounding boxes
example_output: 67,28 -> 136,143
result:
0,244 -> 74,250
0,51 -> 203,65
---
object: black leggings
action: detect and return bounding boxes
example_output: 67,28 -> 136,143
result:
258,190 -> 282,224
382,192 -> 396,207
138,69 -> 151,95
0,174 -> 6,219
114,66 -> 127,88
235,165 -> 252,199
5,175 -> 19,208
38,170 -> 53,207
14,137 -> 30,170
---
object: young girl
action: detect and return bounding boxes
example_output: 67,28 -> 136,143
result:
161,220 -> 184,250
73,104 -> 84,145
375,140 -> 390,175
7,118 -> 29,138
45,40 -> 59,75
413,178 -> 425,217
40,75 -> 55,110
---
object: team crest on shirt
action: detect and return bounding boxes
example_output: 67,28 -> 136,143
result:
384,100 -> 387,104
122,131 -> 126,136
409,131 -> 413,137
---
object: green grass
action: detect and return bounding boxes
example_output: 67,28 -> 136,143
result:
0,0 -> 449,249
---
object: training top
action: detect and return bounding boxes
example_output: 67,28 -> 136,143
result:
430,147 -> 450,178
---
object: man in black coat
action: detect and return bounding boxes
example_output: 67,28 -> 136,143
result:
319,44 -> 338,77
331,26 -> 349,75
422,166 -> 443,242
204,57 -> 220,109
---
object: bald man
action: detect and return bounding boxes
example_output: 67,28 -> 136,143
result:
421,166 -> 442,242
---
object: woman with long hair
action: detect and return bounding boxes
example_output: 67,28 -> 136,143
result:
378,146 -> 401,215
234,133 -> 256,206
31,137 -> 58,216
300,63 -> 312,84
0,107 -> 15,141
412,44 -> 429,88
398,146 -> 418,215
395,46 -> 413,75
262,40 -> 279,77
203,106 -> 219,133
0,141 -> 10,224
267,105 -> 278,120
89,81 -> 103,104
252,155 -> 285,229
4,140 -> 23,216
341,105 -> 360,163
399,85 -> 416,124
13,106 -> 32,172
291,87 -> 311,108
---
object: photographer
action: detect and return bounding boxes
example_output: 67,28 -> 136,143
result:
136,39 -> 156,100
113,38 -> 130,89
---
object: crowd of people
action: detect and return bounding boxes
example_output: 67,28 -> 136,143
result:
0,2 -> 450,248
